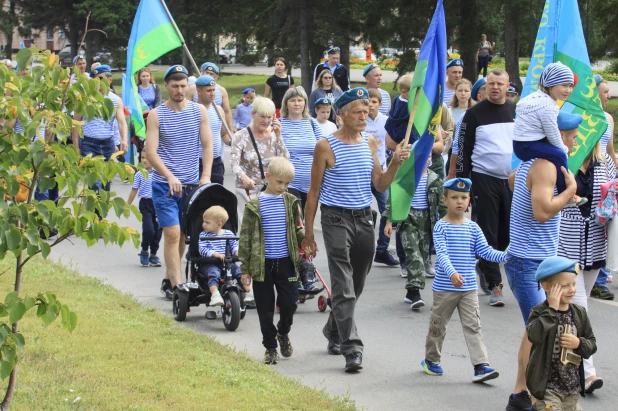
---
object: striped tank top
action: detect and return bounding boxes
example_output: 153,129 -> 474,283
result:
280,117 -> 322,192
193,84 -> 222,105
259,194 -> 289,258
82,91 -> 118,139
443,87 -> 455,108
319,133 -> 374,208
206,105 -> 223,159
411,173 -> 429,210
600,112 -> 613,155
507,159 -> 560,259
152,101 -> 201,185
379,89 -> 391,116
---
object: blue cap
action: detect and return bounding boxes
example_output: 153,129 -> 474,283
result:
242,88 -> 255,94
72,55 -> 85,64
164,65 -> 188,81
195,75 -> 216,87
535,256 -> 580,282
443,178 -> 472,192
334,87 -> 368,109
557,112 -> 583,131
90,65 -> 111,78
594,74 -> 604,86
327,47 -> 340,54
539,62 -> 574,88
363,63 -> 379,77
471,78 -> 487,101
446,59 -> 463,69
507,85 -> 518,95
200,62 -> 220,74
315,97 -> 332,106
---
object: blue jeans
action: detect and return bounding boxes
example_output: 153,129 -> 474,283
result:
513,140 -> 568,194
505,254 -> 546,325
79,136 -> 116,192
371,183 -> 389,254
201,263 -> 241,288
595,266 -> 610,288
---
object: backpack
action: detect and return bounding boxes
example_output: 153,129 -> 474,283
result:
594,179 -> 618,226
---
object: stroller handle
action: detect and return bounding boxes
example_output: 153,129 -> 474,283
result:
199,235 -> 240,241
193,256 -> 240,265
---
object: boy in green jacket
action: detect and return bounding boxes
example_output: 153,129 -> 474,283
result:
526,256 -> 597,410
239,157 -> 305,365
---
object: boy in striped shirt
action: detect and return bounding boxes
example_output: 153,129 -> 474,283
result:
421,178 -> 507,382
198,206 -> 254,307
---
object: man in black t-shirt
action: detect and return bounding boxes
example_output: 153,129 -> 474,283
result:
312,47 -> 350,92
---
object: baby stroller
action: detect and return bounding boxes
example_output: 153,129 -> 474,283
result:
297,253 -> 332,312
172,184 -> 248,331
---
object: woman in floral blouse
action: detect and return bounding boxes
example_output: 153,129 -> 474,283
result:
230,96 -> 289,222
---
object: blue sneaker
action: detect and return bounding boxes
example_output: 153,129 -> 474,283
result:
473,363 -> 499,383
139,251 -> 149,267
149,255 -> 162,267
421,358 -> 443,376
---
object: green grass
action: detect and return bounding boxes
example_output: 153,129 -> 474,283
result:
0,257 -> 355,410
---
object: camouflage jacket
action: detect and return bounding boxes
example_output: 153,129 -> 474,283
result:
238,192 -> 305,282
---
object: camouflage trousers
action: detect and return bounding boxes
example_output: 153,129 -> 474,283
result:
400,208 -> 431,290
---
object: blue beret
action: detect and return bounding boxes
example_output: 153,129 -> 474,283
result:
334,87 -> 368,109
195,75 -> 216,87
594,74 -> 604,86
535,256 -> 580,282
327,47 -> 340,55
72,55 -> 85,65
164,65 -> 188,81
471,78 -> 487,101
242,88 -> 255,94
507,86 -> 518,95
315,97 -> 332,106
90,65 -> 111,78
200,62 -> 220,74
363,63 -> 379,77
446,59 -> 463,69
557,112 -> 583,131
443,177 -> 472,192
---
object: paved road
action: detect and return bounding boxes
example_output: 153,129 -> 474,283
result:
52,147 -> 618,411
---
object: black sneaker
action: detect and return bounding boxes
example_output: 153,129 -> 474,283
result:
408,289 -> 425,310
323,326 -> 341,355
476,261 -> 491,295
374,250 -> 400,266
264,348 -> 279,365
404,289 -> 415,304
160,279 -> 173,300
344,351 -> 363,372
277,334 -> 293,358
505,390 -> 533,411
591,286 -> 615,300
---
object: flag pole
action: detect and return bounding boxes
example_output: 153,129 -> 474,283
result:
403,88 -> 421,145
158,0 -> 234,139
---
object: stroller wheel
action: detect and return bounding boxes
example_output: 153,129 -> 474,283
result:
173,290 -> 189,322
318,295 -> 327,312
222,291 -> 241,331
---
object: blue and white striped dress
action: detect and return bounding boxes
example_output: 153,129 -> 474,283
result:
132,170 -> 153,199
280,117 -> 323,192
206,105 -> 223,159
433,219 -> 507,292
411,173 -> 429,210
379,89 -> 391,116
198,229 -> 239,257
152,101 -> 201,185
259,194 -> 289,258
82,91 -> 118,139
319,133 -> 374,208
507,159 -> 560,259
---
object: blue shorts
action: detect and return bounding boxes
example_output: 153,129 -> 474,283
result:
152,181 -> 186,229
504,254 -> 546,325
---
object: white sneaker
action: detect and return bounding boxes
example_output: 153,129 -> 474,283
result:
244,290 -> 255,304
400,266 -> 407,278
209,290 -> 224,306
425,263 -> 436,278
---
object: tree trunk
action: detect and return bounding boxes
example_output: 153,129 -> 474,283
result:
459,0 -> 480,82
1,252 -> 23,411
504,0 -> 524,90
298,0 -> 311,91
3,1 -> 17,60
340,43 -> 350,81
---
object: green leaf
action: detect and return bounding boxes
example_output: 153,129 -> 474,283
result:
25,228 -> 39,246
36,302 -> 47,318
2,345 -> 16,366
0,325 -> 7,345
0,360 -> 13,380
8,302 -> 26,324
0,305 -> 7,317
8,332 -> 25,350
16,48 -> 35,74
23,298 -> 35,311
6,228 -> 21,250
4,292 -> 18,305
39,239 -> 50,258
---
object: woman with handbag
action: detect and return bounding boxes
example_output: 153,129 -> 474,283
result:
230,97 -> 289,223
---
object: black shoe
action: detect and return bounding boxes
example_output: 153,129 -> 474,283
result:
505,390 -> 533,411
374,250 -> 400,266
404,289 -> 415,304
590,286 -> 615,300
408,289 -> 425,310
160,279 -> 173,300
476,261 -> 491,295
323,326 -> 341,355
277,334 -> 293,358
344,351 -> 363,372
264,348 -> 279,365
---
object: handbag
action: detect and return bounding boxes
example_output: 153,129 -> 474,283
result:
246,126 -> 267,193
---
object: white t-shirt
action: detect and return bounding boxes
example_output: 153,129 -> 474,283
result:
318,120 -> 337,137
365,112 -> 388,167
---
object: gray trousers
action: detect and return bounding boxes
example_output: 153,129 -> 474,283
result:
425,290 -> 489,366
321,205 -> 375,355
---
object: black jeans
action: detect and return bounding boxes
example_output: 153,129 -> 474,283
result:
253,257 -> 299,349
198,156 -> 225,185
471,171 -> 511,290
478,55 -> 490,77
287,187 -> 307,217
139,198 -> 162,255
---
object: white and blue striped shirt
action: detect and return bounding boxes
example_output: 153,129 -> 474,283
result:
411,173 -> 429,210
82,91 -> 118,139
206,105 -> 223,159
443,87 -> 455,108
320,133 -> 374,208
433,219 -> 507,292
507,159 -> 560,259
152,101 -> 202,185
379,89 -> 391,116
198,229 -> 238,257
132,170 -> 153,199
452,116 -> 464,155
259,194 -> 289,259
280,117 -> 323,192
601,112 -> 613,155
